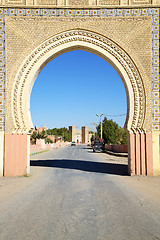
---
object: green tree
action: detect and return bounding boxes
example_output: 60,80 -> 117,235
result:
116,127 -> 128,145
91,134 -> 95,142
30,130 -> 48,143
45,137 -> 53,144
30,131 -> 38,143
97,117 -> 128,145
37,131 -> 47,139
46,127 -> 71,142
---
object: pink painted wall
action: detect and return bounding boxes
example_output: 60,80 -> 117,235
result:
129,133 -> 153,176
105,144 -> 128,153
30,141 -> 68,154
47,135 -> 55,142
4,133 -> 28,177
3,133 -> 153,177
105,133 -> 153,176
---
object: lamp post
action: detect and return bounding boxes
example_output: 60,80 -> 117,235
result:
91,122 -> 96,139
96,113 -> 103,140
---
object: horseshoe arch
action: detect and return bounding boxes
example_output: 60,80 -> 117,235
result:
4,29 -> 154,176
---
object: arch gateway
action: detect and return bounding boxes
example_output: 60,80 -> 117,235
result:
0,0 -> 160,176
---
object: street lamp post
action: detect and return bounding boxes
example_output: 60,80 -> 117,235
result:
91,122 -> 96,139
96,113 -> 103,140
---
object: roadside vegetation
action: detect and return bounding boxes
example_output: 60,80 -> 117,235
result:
30,127 -> 71,143
46,128 -> 71,142
96,117 -> 127,144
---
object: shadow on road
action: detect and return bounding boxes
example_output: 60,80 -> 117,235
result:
30,159 -> 128,176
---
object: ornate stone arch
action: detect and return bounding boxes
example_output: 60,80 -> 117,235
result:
12,29 -> 145,134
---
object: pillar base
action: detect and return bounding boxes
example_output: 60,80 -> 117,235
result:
4,133 -> 29,177
152,132 -> 160,176
0,131 -> 4,176
128,133 -> 153,176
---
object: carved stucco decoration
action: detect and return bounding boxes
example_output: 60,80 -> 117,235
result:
0,0 -> 160,6
12,29 -> 145,134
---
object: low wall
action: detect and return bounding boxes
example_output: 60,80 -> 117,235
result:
30,141 -> 68,154
105,144 -> 128,153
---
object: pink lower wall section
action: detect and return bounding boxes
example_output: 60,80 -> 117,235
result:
30,141 -> 68,154
129,133 -> 153,176
105,133 -> 153,176
3,133 -> 153,177
105,144 -> 128,153
4,133 -> 28,177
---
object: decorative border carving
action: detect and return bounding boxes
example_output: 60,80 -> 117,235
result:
132,0 -> 151,4
12,29 -> 145,133
0,7 -> 159,132
35,0 -> 57,5
0,0 -> 158,6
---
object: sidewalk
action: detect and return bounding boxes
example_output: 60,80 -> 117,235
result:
105,150 -> 128,158
30,142 -> 68,155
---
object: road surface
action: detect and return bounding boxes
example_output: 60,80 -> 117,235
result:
0,145 -> 160,240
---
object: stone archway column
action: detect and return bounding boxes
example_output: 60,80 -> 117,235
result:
152,131 -> 160,176
128,132 -> 153,176
4,133 -> 30,177
0,132 -> 4,176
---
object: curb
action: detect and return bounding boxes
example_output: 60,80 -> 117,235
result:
105,150 -> 128,158
30,150 -> 49,156
30,145 -> 68,156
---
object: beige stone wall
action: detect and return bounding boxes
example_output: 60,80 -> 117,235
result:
5,16 -> 152,133
82,126 -> 89,143
0,0 -> 160,6
69,126 -> 81,143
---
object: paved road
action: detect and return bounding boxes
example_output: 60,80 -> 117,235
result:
0,145 -> 160,240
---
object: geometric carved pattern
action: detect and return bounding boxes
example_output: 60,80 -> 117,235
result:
5,0 -> 26,4
0,8 -> 4,131
99,0 -> 120,5
152,9 -> 159,131
35,0 -> 57,5
13,29 -> 145,133
68,0 -> 88,5
0,7 -> 159,132
131,0 -> 151,4
0,0 -> 157,5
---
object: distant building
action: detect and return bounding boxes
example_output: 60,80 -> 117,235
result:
69,126 -> 92,144
30,126 -> 48,135
36,126 -> 48,132
47,135 -> 55,143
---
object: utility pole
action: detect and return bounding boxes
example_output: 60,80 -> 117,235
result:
91,122 -> 96,139
100,113 -> 103,140
96,113 -> 103,140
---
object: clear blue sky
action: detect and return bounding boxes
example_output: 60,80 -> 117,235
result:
30,50 -> 127,131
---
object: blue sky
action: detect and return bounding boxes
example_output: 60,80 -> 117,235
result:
30,50 -> 127,131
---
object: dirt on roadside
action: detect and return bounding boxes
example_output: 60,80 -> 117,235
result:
119,175 -> 160,206
0,166 -> 46,203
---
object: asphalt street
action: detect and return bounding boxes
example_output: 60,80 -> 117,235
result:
0,145 -> 160,240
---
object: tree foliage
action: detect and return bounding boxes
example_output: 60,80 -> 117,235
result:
37,131 -> 47,139
46,127 -> 71,142
91,134 -> 95,142
45,137 -> 53,144
97,117 -> 128,145
31,127 -> 71,143
30,130 -> 48,143
30,131 -> 38,143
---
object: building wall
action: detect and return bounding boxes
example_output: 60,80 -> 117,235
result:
105,144 -> 128,153
70,126 -> 90,144
47,135 -> 55,143
36,127 -> 48,133
82,126 -> 89,144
